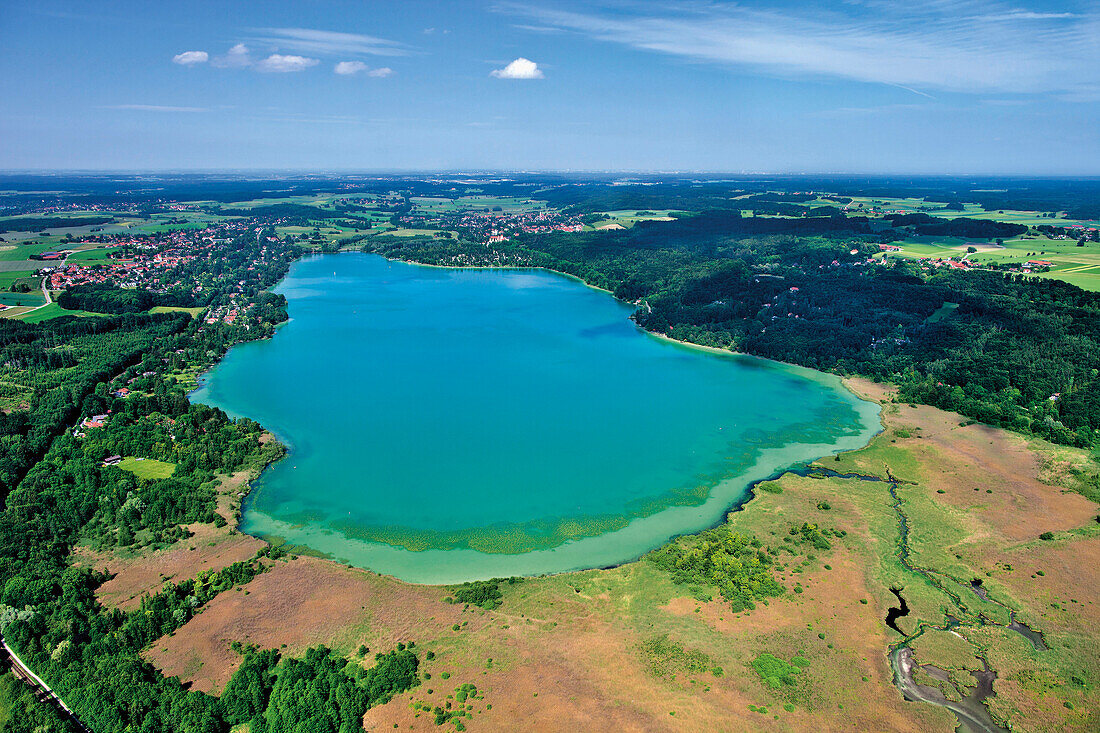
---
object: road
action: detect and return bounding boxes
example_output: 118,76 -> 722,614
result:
1,635 -> 92,732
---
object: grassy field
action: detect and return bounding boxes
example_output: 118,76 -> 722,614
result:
0,306 -> 34,320
0,270 -> 39,291
118,457 -> 176,480
0,240 -> 62,261
150,305 -> 205,317
588,210 -> 678,230
17,302 -> 106,323
0,290 -> 45,307
67,246 -> 119,261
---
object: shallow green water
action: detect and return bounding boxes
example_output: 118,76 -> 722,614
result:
193,253 -> 880,583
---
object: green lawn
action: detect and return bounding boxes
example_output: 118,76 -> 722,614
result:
924,301 -> 959,324
17,302 -> 106,323
118,457 -> 176,480
0,240 -> 64,261
150,305 -> 205,317
67,247 -> 118,261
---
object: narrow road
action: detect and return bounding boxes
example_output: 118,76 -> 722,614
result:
1,635 -> 92,732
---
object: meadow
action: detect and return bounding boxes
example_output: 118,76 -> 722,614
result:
118,457 -> 177,480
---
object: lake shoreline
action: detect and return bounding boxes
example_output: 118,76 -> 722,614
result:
203,251 -> 886,585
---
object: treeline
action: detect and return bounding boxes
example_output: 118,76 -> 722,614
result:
885,213 -> 1027,239
220,645 -> 418,732
224,204 -> 377,230
0,216 -> 113,233
57,284 -> 154,314
364,212 -> 1100,448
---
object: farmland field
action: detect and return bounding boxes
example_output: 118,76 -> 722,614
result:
16,302 -> 106,322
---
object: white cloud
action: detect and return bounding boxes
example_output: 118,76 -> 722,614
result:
212,43 -> 253,69
103,104 -> 206,112
334,61 -> 392,77
501,2 -> 1100,96
490,57 -> 544,79
256,54 -> 319,73
251,28 -> 408,56
172,51 -> 208,66
334,60 -> 369,75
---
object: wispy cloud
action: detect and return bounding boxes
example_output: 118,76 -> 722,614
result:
513,24 -> 565,33
251,28 -> 408,57
491,57 -> 544,79
172,51 -> 208,66
499,1 -> 1100,97
102,104 -> 206,112
972,10 -> 1079,21
368,67 -> 393,78
810,102 -> 931,118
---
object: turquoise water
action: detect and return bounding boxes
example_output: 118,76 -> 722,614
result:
193,253 -> 880,583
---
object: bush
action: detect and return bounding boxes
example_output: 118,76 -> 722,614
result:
449,579 -> 504,609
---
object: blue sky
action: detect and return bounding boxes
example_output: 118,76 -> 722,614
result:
1,0 -> 1098,173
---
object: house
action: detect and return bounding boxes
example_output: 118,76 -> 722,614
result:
83,412 -> 109,429
103,455 -> 122,466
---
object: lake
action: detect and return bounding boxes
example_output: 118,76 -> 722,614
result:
193,253 -> 880,583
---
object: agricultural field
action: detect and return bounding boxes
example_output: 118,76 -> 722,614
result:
66,246 -> 119,261
847,196 -> 1098,228
881,234 -> 1100,290
589,210 -> 678,230
0,289 -> 45,308
16,302 -> 106,322
0,306 -> 34,320
111,379 -> 1100,732
382,228 -> 443,237
410,195 -> 547,214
